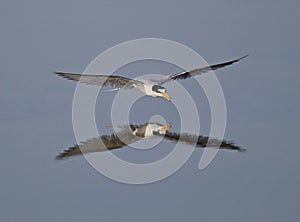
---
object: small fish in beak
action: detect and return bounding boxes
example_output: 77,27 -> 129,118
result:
161,123 -> 171,131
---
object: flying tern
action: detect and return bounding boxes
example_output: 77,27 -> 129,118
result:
56,122 -> 244,159
54,55 -> 247,101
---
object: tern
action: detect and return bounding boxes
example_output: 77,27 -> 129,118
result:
56,122 -> 244,159
54,55 -> 247,101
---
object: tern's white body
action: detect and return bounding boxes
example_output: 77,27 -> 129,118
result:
144,123 -> 165,137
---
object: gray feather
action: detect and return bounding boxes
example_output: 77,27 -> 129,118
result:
54,72 -> 143,89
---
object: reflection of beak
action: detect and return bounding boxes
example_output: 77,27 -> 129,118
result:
161,123 -> 171,131
161,92 -> 171,101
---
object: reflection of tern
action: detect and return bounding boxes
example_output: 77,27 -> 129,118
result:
54,55 -> 247,101
56,122 -> 244,159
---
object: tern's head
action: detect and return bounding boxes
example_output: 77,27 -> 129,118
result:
145,122 -> 171,137
151,85 -> 171,101
132,122 -> 171,138
150,122 -> 171,134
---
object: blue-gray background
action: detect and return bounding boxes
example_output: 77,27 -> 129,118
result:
1,0 -> 299,221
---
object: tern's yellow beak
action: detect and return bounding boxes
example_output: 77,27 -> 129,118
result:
161,123 -> 171,131
161,92 -> 171,101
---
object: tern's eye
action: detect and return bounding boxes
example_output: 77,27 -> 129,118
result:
130,125 -> 136,131
152,85 -> 166,93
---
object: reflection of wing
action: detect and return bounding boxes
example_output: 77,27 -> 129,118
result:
54,72 -> 143,89
160,55 -> 248,84
56,125 -> 141,159
161,131 -> 245,151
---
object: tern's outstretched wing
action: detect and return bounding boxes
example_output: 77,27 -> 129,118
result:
54,72 -> 143,89
159,131 -> 245,151
56,125 -> 141,159
159,55 -> 248,84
